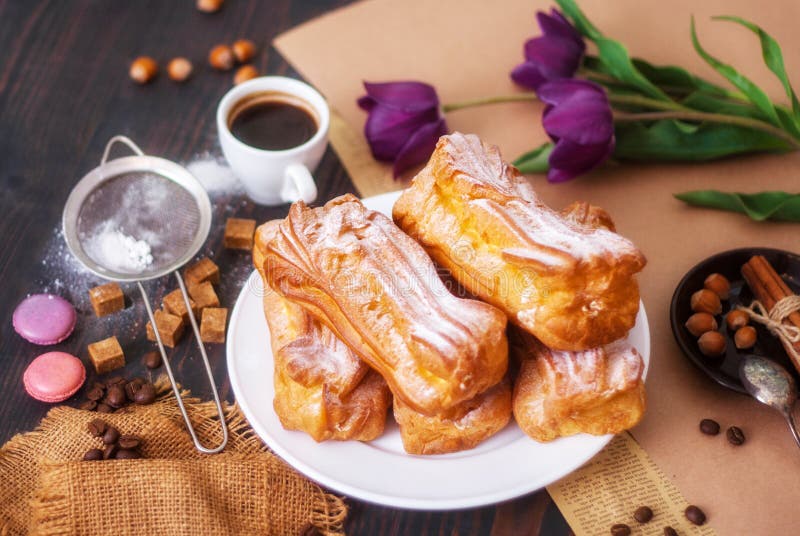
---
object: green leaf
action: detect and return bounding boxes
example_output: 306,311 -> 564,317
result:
631,58 -> 732,97
679,91 -> 800,138
674,190 -> 800,222
714,15 -> 800,125
556,0 -> 671,101
681,91 -> 768,119
513,143 -> 553,173
690,16 -> 782,128
614,120 -> 792,161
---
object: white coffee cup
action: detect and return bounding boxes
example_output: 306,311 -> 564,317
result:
217,76 -> 328,205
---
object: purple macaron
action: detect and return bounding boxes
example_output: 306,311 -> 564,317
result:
13,293 -> 77,345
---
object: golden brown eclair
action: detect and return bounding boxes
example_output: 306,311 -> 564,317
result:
255,221 -> 391,442
393,379 -> 512,455
393,133 -> 646,351
510,328 -> 645,442
259,194 -> 509,416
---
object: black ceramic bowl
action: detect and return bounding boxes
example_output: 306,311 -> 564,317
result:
670,247 -> 800,394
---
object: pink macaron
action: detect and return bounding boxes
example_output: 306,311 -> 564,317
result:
23,351 -> 86,403
13,293 -> 77,345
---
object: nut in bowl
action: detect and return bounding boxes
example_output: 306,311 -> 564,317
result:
670,247 -> 800,393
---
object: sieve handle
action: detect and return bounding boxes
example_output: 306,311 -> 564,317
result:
101,135 -> 145,166
137,279 -> 228,454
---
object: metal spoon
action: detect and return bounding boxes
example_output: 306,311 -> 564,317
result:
739,355 -> 800,449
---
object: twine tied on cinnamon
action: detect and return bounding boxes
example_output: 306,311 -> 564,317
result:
738,296 -> 800,348
740,255 -> 800,375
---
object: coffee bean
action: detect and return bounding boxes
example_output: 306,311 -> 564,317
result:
118,435 -> 141,449
87,418 -> 108,437
633,505 -> 653,523
133,383 -> 156,405
79,400 -> 98,411
106,385 -> 126,408
105,376 -> 125,387
699,418 -> 720,435
663,527 -> 678,536
102,426 -> 120,445
96,403 -> 113,414
727,426 -> 745,445
143,351 -> 162,369
610,523 -> 631,536
102,443 -> 118,460
685,505 -> 706,525
83,448 -> 103,461
125,380 -> 142,401
86,386 -> 105,401
114,448 -> 142,460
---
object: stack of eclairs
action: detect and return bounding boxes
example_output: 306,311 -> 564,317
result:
252,132 -> 647,455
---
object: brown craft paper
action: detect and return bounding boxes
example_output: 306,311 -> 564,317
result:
275,0 -> 800,533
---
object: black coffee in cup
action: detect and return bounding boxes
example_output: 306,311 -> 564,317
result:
227,91 -> 318,151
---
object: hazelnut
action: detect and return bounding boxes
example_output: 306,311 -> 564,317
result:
129,56 -> 158,84
704,273 -> 731,300
734,325 -> 757,349
698,331 -> 726,356
167,57 -> 193,82
232,39 -> 257,63
196,0 -> 224,13
209,44 -> 235,71
233,65 -> 259,85
690,289 -> 722,315
726,310 -> 750,331
685,313 -> 718,337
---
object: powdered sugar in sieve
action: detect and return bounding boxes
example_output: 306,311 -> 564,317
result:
77,171 -> 201,276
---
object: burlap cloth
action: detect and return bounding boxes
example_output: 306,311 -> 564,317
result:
0,381 -> 346,536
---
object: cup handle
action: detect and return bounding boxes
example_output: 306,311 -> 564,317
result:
281,164 -> 318,204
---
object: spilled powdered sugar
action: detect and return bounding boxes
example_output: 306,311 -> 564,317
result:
186,154 -> 244,195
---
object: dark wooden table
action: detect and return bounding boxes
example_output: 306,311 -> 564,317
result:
0,2 -> 571,534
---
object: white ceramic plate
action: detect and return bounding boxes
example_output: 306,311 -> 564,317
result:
227,191 -> 650,510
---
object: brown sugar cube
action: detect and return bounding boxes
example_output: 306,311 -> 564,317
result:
146,310 -> 185,348
87,336 -> 126,374
162,289 -> 198,323
184,257 -> 220,285
223,218 -> 257,250
188,281 -> 220,311
88,282 -> 125,317
200,307 -> 228,343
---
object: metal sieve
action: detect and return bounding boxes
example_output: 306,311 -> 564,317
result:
63,136 -> 228,454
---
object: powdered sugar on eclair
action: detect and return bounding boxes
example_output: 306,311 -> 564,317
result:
436,133 -> 645,272
263,194 -> 508,415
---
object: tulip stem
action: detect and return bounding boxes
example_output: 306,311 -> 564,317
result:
606,93 -> 690,112
442,93 -> 539,112
442,91 -> 689,114
442,92 -> 799,149
613,110 -> 800,149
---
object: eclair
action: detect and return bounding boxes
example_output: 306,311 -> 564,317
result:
259,194 -> 509,416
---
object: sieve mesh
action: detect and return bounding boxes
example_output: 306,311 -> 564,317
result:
76,171 -> 201,278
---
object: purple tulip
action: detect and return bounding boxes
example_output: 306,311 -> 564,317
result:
538,79 -> 615,182
357,81 -> 448,177
511,9 -> 585,90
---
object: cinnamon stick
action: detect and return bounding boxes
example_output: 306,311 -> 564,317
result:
742,256 -> 800,375
750,255 -> 800,330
